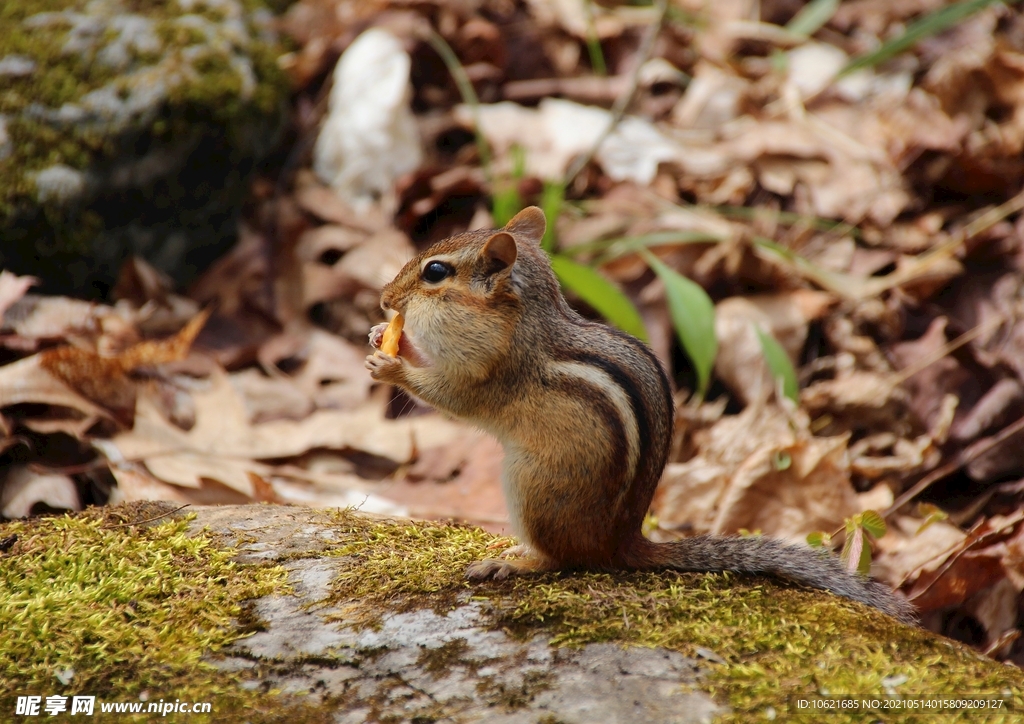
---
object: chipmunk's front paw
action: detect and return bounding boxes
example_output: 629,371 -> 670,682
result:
498,543 -> 532,559
368,322 -> 389,350
365,349 -> 404,384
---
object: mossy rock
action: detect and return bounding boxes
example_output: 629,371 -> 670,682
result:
2,503 -> 1022,723
0,0 -> 289,297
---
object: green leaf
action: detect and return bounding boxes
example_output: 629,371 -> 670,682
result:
510,144 -> 527,179
540,181 -> 565,254
806,531 -> 830,548
550,255 -> 648,342
786,0 -> 839,36
755,327 -> 799,402
915,503 -> 949,534
859,510 -> 888,540
640,250 -> 717,396
839,0 -> 1004,77
840,526 -> 872,576
492,186 -> 521,228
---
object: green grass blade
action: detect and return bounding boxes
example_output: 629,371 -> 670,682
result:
839,0 -> 1005,77
786,0 -> 840,36
751,236 -> 856,297
713,205 -> 862,239
426,31 -> 492,178
492,187 -> 521,228
540,181 -> 565,253
564,230 -> 724,260
639,249 -> 717,396
755,327 -> 799,402
550,255 -> 649,342
583,0 -> 608,76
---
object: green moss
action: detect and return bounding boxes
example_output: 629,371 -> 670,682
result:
323,510 -> 1024,724
0,503 -> 317,723
7,504 -> 1017,722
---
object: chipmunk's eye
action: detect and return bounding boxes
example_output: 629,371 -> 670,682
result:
422,260 -> 453,283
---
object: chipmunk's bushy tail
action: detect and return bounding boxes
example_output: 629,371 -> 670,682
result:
630,535 -> 917,625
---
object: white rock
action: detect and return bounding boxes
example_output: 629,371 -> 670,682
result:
34,164 -> 87,204
313,28 -> 422,212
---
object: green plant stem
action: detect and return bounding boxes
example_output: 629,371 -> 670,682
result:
583,0 -> 608,76
839,0 -> 1010,77
563,0 -> 668,187
425,30 -> 492,181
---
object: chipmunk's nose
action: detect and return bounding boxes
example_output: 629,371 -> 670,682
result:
380,291 -> 393,312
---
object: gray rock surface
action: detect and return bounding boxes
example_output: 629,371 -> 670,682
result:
190,505 -> 724,724
0,0 -> 287,297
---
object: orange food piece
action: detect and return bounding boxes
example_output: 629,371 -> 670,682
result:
381,314 -> 404,357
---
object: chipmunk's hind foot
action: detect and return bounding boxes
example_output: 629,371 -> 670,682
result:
466,553 -> 554,581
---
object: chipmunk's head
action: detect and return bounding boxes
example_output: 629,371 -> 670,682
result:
380,207 -> 557,374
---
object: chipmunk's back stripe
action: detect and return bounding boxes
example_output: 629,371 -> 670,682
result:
603,326 -> 674,431
549,359 -> 640,481
566,353 -> 648,477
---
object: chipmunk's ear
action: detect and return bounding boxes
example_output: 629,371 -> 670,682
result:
503,206 -> 546,245
481,231 -> 518,273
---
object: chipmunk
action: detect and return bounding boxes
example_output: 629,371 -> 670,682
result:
365,207 -> 916,625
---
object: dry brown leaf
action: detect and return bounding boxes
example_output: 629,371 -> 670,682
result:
294,179 -> 383,231
0,464 -> 80,518
106,462 -> 251,506
952,378 -> 1024,443
113,256 -> 174,305
524,0 -> 633,39
672,61 -> 748,130
337,229 -> 416,290
107,371 -> 462,495
142,451 -> 264,495
711,431 -> 858,541
0,414 -> 21,456
230,368 -> 315,423
0,271 -> 38,321
27,309 -> 211,425
962,578 -> 1020,656
874,514 -> 968,588
654,459 -> 730,534
654,400 -> 859,542
0,354 -> 110,422
381,430 -> 508,532
831,0 -> 946,35
909,549 -> 1006,613
112,257 -> 202,336
887,316 -> 969,433
849,433 -> 935,480
964,420 -> 1024,483
459,99 -> 684,184
299,224 -> 366,258
801,365 -> 913,432
887,511 -> 1024,611
1,294 -> 100,340
714,291 -> 834,405
953,273 -> 1024,379
255,329 -> 372,411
